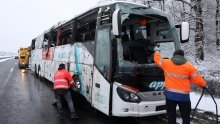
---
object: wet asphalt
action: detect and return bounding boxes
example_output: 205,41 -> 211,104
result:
0,59 -> 200,124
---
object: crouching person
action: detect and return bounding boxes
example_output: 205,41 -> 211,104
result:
54,63 -> 79,119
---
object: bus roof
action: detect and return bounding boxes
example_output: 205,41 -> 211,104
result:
35,1 -> 168,39
74,1 -> 164,19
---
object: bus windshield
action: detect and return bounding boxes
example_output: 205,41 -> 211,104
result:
113,3 -> 180,92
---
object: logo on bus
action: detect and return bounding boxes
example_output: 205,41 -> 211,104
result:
149,81 -> 165,91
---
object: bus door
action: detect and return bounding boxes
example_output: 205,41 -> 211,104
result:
92,26 -> 112,116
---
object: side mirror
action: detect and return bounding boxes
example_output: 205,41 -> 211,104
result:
112,9 -> 121,37
181,22 -> 189,43
175,22 -> 190,43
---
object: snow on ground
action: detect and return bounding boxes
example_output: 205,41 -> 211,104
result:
190,92 -> 220,115
0,55 -> 11,58
0,58 -> 14,62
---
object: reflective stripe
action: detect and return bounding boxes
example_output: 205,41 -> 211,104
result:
165,72 -> 189,79
166,88 -> 189,94
190,72 -> 199,78
158,59 -> 162,67
54,85 -> 69,89
54,79 -> 68,83
69,81 -> 74,85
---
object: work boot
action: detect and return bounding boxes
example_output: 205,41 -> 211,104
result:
70,113 -> 79,119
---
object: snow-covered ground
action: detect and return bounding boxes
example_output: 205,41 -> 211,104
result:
0,57 -> 14,62
0,51 -> 16,61
0,55 -> 11,58
191,92 -> 220,115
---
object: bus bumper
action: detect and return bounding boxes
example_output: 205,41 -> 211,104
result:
112,83 -> 166,117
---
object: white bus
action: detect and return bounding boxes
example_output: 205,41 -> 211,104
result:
30,1 -> 189,117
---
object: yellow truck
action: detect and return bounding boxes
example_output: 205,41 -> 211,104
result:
18,47 -> 30,68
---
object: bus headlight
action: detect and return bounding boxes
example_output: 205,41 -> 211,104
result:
116,87 -> 141,103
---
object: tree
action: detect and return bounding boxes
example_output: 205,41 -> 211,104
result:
167,0 -> 205,62
194,0 -> 204,61
216,0 -> 220,49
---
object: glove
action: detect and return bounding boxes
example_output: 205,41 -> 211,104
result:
154,46 -> 160,52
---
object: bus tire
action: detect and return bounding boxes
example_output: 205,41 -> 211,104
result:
35,65 -> 38,78
38,66 -> 45,82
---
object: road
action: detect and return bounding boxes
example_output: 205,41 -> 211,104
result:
0,59 -> 205,124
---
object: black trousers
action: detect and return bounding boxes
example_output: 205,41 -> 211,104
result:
55,91 -> 75,114
166,98 -> 191,124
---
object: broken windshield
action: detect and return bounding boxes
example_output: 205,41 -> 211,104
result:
114,3 -> 179,67
113,3 -> 180,92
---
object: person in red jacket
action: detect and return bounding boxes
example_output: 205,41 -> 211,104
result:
154,47 -> 206,124
54,63 -> 78,119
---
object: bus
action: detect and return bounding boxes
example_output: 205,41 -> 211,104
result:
30,1 -> 189,117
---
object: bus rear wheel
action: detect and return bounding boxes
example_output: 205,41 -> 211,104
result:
38,66 -> 45,82
35,65 -> 38,78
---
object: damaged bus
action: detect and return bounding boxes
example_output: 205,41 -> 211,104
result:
30,1 -> 189,117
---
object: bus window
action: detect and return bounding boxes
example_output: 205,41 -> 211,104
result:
75,20 -> 96,42
119,14 -> 175,64
75,9 -> 98,43
43,34 -> 49,48
56,26 -> 72,46
31,39 -> 36,50
59,29 -> 72,45
50,30 -> 57,47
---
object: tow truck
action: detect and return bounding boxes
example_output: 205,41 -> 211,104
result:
18,47 -> 30,68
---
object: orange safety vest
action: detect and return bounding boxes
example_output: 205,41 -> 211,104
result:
154,51 -> 206,94
54,69 -> 75,90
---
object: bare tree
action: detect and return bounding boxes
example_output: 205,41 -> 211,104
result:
194,0 -> 204,61
167,0 -> 205,62
216,0 -> 220,49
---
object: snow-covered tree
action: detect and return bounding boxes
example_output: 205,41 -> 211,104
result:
216,0 -> 220,49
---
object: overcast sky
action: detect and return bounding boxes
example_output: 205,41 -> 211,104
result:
0,0 -> 101,53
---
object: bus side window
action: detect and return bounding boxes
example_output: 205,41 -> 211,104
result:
75,10 -> 98,43
31,39 -> 36,50
50,30 -> 57,47
56,24 -> 73,46
43,34 -> 49,48
56,28 -> 62,46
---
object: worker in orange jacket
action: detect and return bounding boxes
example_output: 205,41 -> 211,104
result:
154,47 -> 206,124
54,63 -> 78,119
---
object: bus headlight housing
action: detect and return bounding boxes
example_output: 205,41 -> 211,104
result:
116,87 -> 141,103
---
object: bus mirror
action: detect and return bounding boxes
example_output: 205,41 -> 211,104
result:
181,22 -> 189,43
112,9 -> 121,37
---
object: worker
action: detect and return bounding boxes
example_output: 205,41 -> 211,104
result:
153,47 -> 206,124
54,63 -> 78,119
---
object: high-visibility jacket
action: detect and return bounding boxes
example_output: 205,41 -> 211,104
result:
154,51 -> 206,101
54,69 -> 75,90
